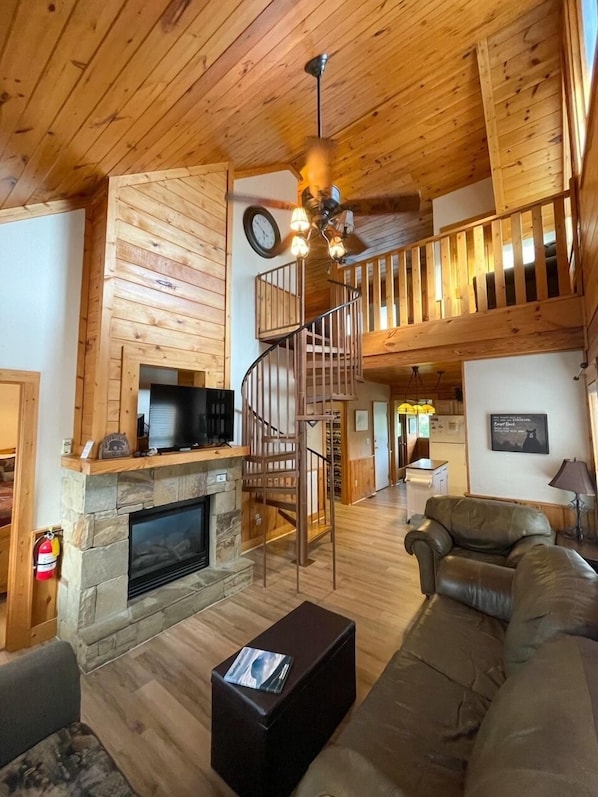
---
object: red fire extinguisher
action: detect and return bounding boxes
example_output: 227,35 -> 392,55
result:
33,528 -> 60,580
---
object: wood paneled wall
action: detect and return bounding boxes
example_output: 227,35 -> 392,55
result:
348,455 -> 376,504
76,164 -> 232,451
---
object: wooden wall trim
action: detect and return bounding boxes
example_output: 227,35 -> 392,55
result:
109,163 -> 229,189
476,38 -> 506,213
0,198 -> 87,226
467,492 -> 595,536
0,369 -> 39,651
224,168 -> 234,387
119,346 -> 210,451
363,296 -> 585,364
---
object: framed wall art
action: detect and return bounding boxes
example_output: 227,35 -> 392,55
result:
355,409 -> 369,432
490,413 -> 549,454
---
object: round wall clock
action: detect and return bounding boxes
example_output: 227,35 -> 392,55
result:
243,205 -> 281,258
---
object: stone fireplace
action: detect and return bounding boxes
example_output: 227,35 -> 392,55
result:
58,451 -> 252,672
128,497 -> 209,598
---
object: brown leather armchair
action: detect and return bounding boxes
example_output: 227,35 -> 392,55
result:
404,495 -> 555,595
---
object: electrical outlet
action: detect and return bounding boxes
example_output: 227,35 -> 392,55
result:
61,438 -> 73,455
216,473 -> 227,483
255,514 -> 262,526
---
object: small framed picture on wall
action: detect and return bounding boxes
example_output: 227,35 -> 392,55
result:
355,409 -> 369,432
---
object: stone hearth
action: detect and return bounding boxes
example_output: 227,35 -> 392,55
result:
58,455 -> 252,671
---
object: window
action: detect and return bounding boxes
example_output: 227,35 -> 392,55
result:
581,0 -> 597,111
418,414 -> 431,439
564,0 -> 598,173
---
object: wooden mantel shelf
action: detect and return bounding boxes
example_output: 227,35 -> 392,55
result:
61,445 -> 249,476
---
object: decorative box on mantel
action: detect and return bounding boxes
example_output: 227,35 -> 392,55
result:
58,447 -> 252,672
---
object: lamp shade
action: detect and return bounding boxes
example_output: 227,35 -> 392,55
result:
328,235 -> 346,261
548,458 -> 595,496
290,206 -> 310,233
397,401 -> 417,414
291,234 -> 309,258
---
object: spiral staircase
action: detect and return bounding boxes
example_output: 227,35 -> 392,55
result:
241,261 -> 362,589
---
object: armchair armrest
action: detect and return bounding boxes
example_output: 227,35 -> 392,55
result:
404,518 -> 453,557
0,639 -> 80,767
436,556 -> 514,621
507,534 -> 555,567
404,519 -> 454,595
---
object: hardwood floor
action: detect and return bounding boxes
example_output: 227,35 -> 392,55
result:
15,486 -> 425,796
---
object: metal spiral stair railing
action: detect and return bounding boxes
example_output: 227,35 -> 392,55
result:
241,280 -> 362,589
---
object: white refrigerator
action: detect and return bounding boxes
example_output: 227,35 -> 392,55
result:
429,415 -> 468,495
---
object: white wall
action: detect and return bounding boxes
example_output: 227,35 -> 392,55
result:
432,178 -> 495,235
0,210 -> 84,526
465,351 -> 591,504
229,170 -> 298,441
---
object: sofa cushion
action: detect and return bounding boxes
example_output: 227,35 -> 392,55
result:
505,545 -> 598,676
465,635 -> 598,796
0,721 -> 136,796
313,596 -> 507,797
424,496 -> 552,553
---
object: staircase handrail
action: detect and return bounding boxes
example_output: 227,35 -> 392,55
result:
244,404 -> 331,464
241,280 -> 362,391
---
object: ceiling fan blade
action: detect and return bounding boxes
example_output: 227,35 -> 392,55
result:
303,136 -> 335,197
225,191 -> 296,211
343,192 -> 422,215
273,231 -> 294,256
343,231 -> 368,255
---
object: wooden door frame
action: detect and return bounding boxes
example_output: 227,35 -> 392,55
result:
0,369 -> 39,651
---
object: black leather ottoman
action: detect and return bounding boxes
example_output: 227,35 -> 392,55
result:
211,600 -> 356,797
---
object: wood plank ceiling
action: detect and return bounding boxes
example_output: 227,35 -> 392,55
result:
0,0 -> 564,396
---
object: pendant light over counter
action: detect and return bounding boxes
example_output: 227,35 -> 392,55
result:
397,366 -> 437,415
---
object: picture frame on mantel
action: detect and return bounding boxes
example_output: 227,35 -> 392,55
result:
355,409 -> 369,432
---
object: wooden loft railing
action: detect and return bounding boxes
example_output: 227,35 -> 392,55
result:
255,259 -> 304,341
340,190 -> 579,332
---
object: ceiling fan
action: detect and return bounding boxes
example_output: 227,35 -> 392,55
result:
228,54 -> 421,261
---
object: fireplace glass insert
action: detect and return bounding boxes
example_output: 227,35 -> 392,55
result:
128,497 -> 209,599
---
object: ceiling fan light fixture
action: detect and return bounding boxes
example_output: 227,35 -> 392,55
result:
291,234 -> 310,258
328,235 -> 346,261
290,206 -> 310,233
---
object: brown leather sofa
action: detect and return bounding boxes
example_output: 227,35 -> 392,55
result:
404,495 -> 554,595
295,545 -> 598,796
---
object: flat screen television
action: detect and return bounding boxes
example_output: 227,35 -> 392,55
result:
148,384 -> 235,451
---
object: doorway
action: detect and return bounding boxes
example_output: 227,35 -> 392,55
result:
373,401 -> 390,491
0,369 -> 39,651
0,383 -> 20,650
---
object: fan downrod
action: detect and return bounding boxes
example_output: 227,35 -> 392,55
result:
304,54 -> 328,78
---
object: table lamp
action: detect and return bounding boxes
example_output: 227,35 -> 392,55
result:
549,458 -> 595,543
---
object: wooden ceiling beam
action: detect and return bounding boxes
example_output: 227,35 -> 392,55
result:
476,38 -> 506,213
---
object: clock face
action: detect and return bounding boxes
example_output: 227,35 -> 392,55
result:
243,206 -> 281,258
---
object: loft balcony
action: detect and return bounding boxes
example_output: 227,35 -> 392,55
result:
338,188 -> 585,371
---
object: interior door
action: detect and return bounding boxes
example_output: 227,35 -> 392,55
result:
373,401 -> 390,491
